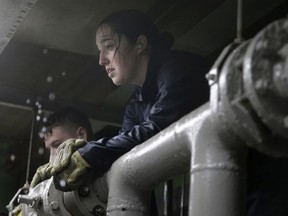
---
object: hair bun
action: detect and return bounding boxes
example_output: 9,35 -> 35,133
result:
158,31 -> 175,50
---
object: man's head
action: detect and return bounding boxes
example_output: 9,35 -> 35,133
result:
41,107 -> 93,158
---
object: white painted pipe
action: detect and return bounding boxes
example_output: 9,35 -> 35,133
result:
106,103 -> 214,216
189,113 -> 247,216
105,101 -> 248,216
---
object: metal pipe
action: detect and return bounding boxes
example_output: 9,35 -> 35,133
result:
7,188 -> 23,216
106,103 -> 211,216
0,101 -> 33,111
163,180 -> 173,216
26,109 -> 36,185
180,174 -> 187,216
189,114 -> 247,216
236,0 -> 243,43
22,102 -> 247,216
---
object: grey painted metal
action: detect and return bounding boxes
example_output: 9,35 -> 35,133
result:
180,174 -> 187,216
189,113 -> 247,216
25,109 -> 35,185
6,188 -> 23,216
236,0 -> 244,43
214,18 -> 288,157
19,99 -> 246,216
105,103 -> 210,216
20,104 -> 212,216
0,0 -> 38,54
21,177 -> 107,216
21,178 -> 72,216
243,18 -> 288,141
104,103 -> 247,216
163,180 -> 173,216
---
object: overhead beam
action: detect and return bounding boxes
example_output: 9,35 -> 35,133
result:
0,0 -> 39,54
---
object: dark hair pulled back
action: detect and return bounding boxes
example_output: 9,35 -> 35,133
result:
98,9 -> 174,51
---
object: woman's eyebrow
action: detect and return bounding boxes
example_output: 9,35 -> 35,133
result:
99,38 -> 113,44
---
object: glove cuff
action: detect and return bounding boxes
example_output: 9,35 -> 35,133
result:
74,139 -> 87,148
73,151 -> 91,168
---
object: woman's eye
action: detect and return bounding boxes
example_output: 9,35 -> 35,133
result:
105,43 -> 115,50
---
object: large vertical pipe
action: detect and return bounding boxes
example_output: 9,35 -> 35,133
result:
189,115 -> 247,216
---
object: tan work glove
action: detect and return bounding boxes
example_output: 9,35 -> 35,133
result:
49,138 -> 87,174
30,139 -> 86,188
53,151 -> 91,191
47,138 -> 90,191
30,162 -> 51,188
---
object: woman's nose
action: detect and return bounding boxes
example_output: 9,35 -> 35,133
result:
99,52 -> 109,66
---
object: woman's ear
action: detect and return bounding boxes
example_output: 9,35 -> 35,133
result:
136,35 -> 148,53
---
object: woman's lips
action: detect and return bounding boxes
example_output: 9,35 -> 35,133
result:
106,68 -> 115,77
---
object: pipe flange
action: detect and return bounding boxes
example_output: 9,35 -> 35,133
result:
21,179 -> 69,216
42,178 -> 71,216
219,37 -> 288,157
218,41 -> 264,144
208,42 -> 240,115
275,54 -> 288,98
21,181 -> 46,216
243,18 -> 288,139
62,179 -> 107,216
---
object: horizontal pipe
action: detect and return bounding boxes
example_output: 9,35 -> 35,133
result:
105,101 -> 247,216
106,103 -> 211,216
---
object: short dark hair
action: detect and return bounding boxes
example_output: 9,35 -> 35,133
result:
98,9 -> 174,50
43,107 -> 93,140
